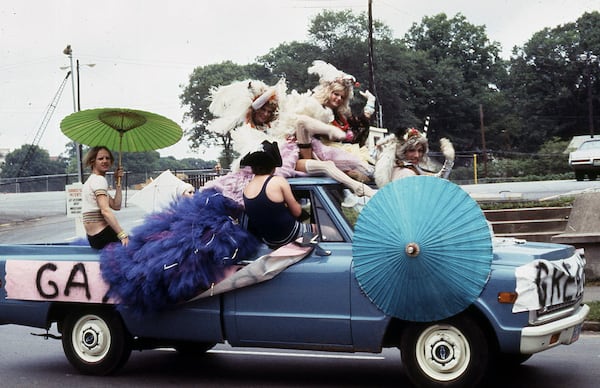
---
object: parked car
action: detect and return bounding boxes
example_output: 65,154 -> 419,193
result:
569,138 -> 600,181
0,177 -> 589,388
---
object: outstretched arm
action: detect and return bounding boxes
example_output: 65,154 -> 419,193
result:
359,90 -> 376,118
434,138 -> 455,179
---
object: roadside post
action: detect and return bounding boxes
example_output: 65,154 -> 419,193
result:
66,182 -> 85,237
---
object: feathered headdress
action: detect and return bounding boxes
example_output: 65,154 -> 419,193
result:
206,79 -> 287,135
308,60 -> 355,116
308,60 -> 355,85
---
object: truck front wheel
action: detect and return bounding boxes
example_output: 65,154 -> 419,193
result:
61,309 -> 132,375
400,315 -> 490,388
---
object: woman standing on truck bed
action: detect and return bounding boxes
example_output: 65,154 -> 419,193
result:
82,146 -> 129,249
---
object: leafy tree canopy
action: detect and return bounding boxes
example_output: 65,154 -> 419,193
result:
507,11 -> 600,150
0,145 -> 67,178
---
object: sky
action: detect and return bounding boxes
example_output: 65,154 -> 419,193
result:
1,0 -> 599,161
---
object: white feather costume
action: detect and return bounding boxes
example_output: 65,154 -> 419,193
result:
374,133 -> 455,188
268,89 -> 334,140
206,80 -> 263,135
308,60 -> 355,85
373,134 -> 398,188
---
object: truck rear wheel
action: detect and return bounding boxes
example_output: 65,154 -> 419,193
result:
400,315 -> 490,388
61,309 -> 132,375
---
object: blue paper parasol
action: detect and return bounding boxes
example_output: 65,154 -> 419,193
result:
352,176 -> 493,322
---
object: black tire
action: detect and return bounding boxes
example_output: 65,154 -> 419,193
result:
61,309 -> 132,375
575,171 -> 585,181
588,172 -> 597,181
400,315 -> 490,388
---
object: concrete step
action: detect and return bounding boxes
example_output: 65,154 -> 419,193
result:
484,206 -> 571,222
490,218 -> 569,234
483,206 -> 572,243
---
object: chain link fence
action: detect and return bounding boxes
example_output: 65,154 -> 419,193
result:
0,169 -> 229,194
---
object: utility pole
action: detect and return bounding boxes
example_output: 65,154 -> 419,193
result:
63,45 -> 84,183
578,52 -> 598,139
367,0 -> 382,127
479,104 -> 488,178
76,59 -> 84,178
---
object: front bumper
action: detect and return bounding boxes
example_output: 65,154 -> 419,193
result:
520,304 -> 590,354
569,160 -> 600,169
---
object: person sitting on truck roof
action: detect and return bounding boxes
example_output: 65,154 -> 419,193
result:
242,140 -> 314,248
81,146 -> 129,249
374,128 -> 455,187
203,78 -> 376,204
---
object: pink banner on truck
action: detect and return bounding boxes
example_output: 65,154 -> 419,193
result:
5,260 -> 114,304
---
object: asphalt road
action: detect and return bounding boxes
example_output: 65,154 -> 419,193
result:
1,323 -> 599,388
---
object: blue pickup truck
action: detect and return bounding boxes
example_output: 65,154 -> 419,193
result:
0,176 -> 589,387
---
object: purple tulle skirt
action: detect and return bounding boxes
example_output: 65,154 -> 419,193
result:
99,189 -> 260,314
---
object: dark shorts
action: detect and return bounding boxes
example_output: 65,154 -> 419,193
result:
263,221 -> 313,249
87,226 -> 119,249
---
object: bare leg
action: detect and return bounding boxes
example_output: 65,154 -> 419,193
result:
297,141 -> 314,160
294,115 -> 348,160
296,115 -> 346,141
299,159 -> 376,197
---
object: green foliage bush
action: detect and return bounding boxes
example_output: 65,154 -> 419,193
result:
587,301 -> 600,321
449,138 -> 573,184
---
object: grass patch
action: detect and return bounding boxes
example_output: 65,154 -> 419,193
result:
478,197 -> 575,211
587,301 -> 600,321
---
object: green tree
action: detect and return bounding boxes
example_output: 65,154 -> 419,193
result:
119,151 -> 161,173
307,9 -> 392,81
155,156 -> 188,171
63,141 -> 83,174
0,145 -> 67,178
258,41 -> 324,92
403,13 -> 507,151
155,156 -> 215,171
258,10 -> 403,131
177,157 -> 215,170
506,11 -> 600,151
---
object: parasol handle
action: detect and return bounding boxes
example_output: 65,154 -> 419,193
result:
117,133 -> 123,187
405,242 -> 420,257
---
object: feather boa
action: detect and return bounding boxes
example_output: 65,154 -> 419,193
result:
374,136 -> 455,187
374,135 -> 398,187
100,189 -> 260,314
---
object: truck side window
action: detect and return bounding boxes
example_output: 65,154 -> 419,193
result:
323,187 -> 361,231
293,188 -> 344,242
